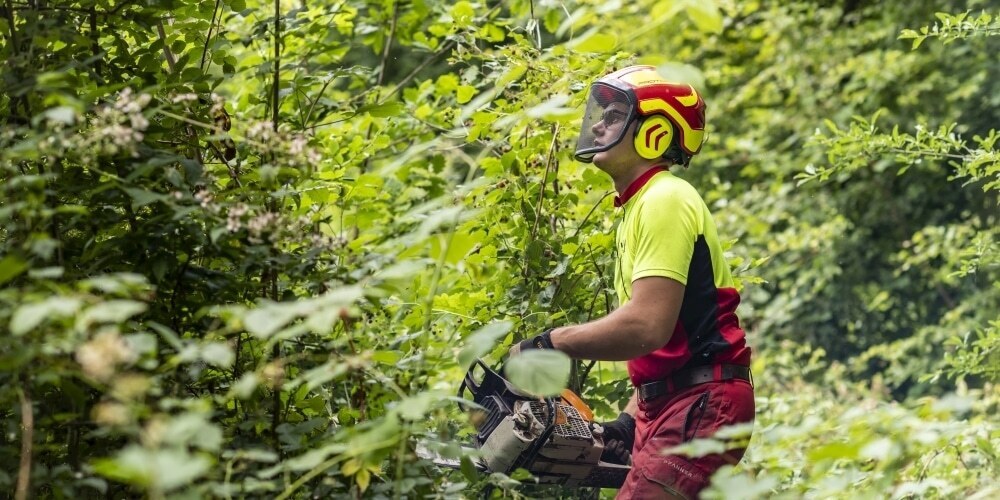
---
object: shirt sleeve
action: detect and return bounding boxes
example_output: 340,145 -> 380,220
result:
629,190 -> 701,286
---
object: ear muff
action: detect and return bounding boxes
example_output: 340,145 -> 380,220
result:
633,115 -> 674,160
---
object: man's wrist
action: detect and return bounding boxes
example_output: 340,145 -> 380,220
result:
514,328 -> 555,353
534,328 -> 555,349
527,328 -> 555,350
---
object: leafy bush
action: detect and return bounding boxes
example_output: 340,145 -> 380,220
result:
0,0 -> 996,498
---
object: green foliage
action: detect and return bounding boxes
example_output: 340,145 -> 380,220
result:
900,11 -> 1000,48
708,344 -> 1000,499
0,0 -> 996,498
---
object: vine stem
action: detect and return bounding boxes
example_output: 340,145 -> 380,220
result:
360,0 -> 400,172
15,382 -> 33,500
530,123 -> 559,241
269,0 -> 283,457
271,0 -> 280,129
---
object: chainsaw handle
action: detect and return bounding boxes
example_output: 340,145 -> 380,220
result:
458,358 -> 493,399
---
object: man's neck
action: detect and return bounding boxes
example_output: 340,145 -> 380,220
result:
612,164 -> 674,207
612,163 -> 670,195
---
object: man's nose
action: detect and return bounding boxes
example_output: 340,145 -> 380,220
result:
591,120 -> 604,135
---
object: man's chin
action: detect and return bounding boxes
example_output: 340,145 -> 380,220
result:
591,153 -> 611,171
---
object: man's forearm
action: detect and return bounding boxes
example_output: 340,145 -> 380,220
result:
546,276 -> 683,361
548,303 -> 671,361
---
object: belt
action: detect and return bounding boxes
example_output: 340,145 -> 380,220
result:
637,364 -> 751,402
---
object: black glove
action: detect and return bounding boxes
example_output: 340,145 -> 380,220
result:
600,412 -> 635,465
507,328 -> 554,357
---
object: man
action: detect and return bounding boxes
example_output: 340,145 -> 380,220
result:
509,65 -> 754,499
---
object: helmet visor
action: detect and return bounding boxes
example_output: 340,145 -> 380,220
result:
574,83 -> 635,162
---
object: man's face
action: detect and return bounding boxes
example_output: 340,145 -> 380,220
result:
591,102 -> 643,173
590,102 -> 629,149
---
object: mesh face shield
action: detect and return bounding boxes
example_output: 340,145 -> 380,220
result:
574,83 -> 636,163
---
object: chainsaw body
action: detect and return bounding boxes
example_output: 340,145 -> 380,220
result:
459,360 -> 631,489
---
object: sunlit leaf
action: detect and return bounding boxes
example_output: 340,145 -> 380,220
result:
458,321 -> 513,369
77,300 -> 147,329
11,297 -> 82,336
569,30 -> 617,53
93,446 -> 211,491
504,349 -> 571,397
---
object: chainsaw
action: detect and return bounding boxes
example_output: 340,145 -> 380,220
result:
433,359 -> 631,489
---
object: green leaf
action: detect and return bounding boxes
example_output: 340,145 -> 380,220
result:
703,466 -> 779,500
460,455 -> 479,482
244,305 -> 296,338
11,297 -> 83,336
372,350 -> 401,365
280,443 -> 348,472
78,300 -> 147,329
807,441 -> 860,461
684,2 -> 723,33
569,30 -> 617,53
200,342 -> 234,368
451,1 -> 475,27
125,333 -> 158,357
496,63 -> 526,89
122,187 -> 167,209
661,437 -> 727,458
229,373 -> 259,399
362,101 -> 404,117
525,94 -> 575,120
504,350 -> 571,397
0,254 -> 28,286
27,266 -> 64,279
93,445 -> 211,491
396,392 -> 438,421
859,437 -> 898,461
458,321 -> 513,369
43,105 -> 76,125
162,413 -> 224,452
456,85 -> 476,104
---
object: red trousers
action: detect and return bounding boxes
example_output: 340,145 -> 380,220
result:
616,379 -> 755,499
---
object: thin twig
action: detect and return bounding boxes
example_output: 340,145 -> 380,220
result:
376,1 -> 400,89
15,382 -> 33,500
271,0 -> 280,129
156,19 -> 176,72
361,0 -> 400,172
378,40 -> 455,105
570,191 -> 616,241
90,6 -> 103,80
530,124 -> 559,240
200,0 -> 222,70
3,0 -> 19,51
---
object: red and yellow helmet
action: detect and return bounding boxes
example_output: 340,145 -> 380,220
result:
574,65 -> 706,165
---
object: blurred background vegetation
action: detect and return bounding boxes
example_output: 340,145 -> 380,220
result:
0,0 -> 996,498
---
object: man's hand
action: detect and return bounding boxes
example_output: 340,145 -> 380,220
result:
599,412 -> 636,465
507,328 -> 555,357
